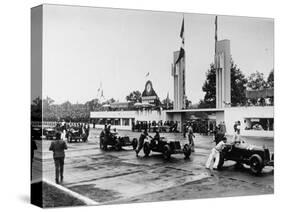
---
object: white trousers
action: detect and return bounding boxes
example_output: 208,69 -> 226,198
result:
206,148 -> 220,169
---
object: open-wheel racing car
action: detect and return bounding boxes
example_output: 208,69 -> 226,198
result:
99,130 -> 138,151
67,127 -> 88,143
31,126 -> 42,140
217,141 -> 274,175
43,127 -> 57,140
143,136 -> 192,160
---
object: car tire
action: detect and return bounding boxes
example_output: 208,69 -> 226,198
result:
100,137 -> 107,150
115,139 -> 122,151
143,142 -> 151,157
217,153 -> 224,170
183,144 -> 191,159
163,145 -> 171,160
132,138 -> 138,150
249,154 -> 263,175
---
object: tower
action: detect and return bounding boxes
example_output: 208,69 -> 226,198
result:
215,39 -> 231,108
214,16 -> 231,108
172,17 -> 186,110
172,51 -> 185,110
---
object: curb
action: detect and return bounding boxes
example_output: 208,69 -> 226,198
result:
31,178 -> 99,206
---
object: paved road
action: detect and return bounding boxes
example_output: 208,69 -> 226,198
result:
32,129 -> 274,205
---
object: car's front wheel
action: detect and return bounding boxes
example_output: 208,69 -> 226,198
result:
143,142 -> 150,157
163,145 -> 171,160
183,144 -> 191,159
132,138 -> 138,150
249,154 -> 263,175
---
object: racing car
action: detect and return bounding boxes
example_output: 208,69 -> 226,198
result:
43,127 -> 57,140
67,127 -> 88,143
31,126 -> 42,140
143,136 -> 192,160
217,141 -> 274,175
99,130 -> 138,151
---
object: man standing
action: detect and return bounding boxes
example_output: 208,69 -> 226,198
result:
187,123 -> 195,152
49,132 -> 68,184
135,129 -> 148,157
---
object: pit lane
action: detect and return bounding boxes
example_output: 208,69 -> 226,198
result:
32,129 -> 274,205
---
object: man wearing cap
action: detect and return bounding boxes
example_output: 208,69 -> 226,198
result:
49,132 -> 68,184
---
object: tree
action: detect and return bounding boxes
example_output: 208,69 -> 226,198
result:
199,64 -> 217,108
247,71 -> 267,90
31,97 -> 42,121
267,69 -> 274,88
231,63 -> 248,106
85,98 -> 101,111
199,61 -> 248,108
103,98 -> 116,104
126,90 -> 142,103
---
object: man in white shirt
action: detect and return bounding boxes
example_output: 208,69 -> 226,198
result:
206,137 -> 227,170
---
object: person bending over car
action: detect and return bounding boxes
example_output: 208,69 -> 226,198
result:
206,137 -> 227,170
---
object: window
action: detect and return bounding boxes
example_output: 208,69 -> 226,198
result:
244,118 -> 274,131
122,118 -> 130,126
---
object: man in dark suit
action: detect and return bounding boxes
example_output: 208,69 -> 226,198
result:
49,132 -> 68,184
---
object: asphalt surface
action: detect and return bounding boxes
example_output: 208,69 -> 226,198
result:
32,129 -> 274,205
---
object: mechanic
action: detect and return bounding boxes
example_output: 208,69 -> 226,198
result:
135,129 -> 148,157
216,122 -> 226,144
187,122 -> 195,152
206,137 -> 227,170
151,130 -> 160,145
232,121 -> 241,143
49,132 -> 68,184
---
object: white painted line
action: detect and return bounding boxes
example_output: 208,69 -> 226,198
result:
31,178 -> 99,205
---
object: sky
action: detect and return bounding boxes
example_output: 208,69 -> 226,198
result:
42,4 -> 274,104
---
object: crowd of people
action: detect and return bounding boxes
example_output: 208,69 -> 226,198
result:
132,120 -> 179,133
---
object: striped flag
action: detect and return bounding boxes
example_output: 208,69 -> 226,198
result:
215,16 -> 218,54
176,17 -> 185,64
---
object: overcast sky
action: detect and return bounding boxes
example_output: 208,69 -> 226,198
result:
42,4 -> 274,104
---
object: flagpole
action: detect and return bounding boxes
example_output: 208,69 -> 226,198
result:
215,16 -> 218,55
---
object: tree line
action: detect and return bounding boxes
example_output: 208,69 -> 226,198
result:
198,61 -> 274,108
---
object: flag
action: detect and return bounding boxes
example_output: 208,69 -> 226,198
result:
215,16 -> 218,54
176,17 -> 185,64
180,18 -> 184,41
145,72 -> 150,77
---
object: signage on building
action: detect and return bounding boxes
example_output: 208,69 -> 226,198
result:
141,80 -> 159,105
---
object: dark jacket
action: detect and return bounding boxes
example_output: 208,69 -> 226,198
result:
49,140 -> 68,158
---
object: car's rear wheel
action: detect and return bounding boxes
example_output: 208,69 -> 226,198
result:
183,144 -> 191,159
249,154 -> 263,175
163,145 -> 171,160
132,138 -> 138,150
143,142 -> 150,157
100,137 -> 107,150
114,139 -> 122,151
